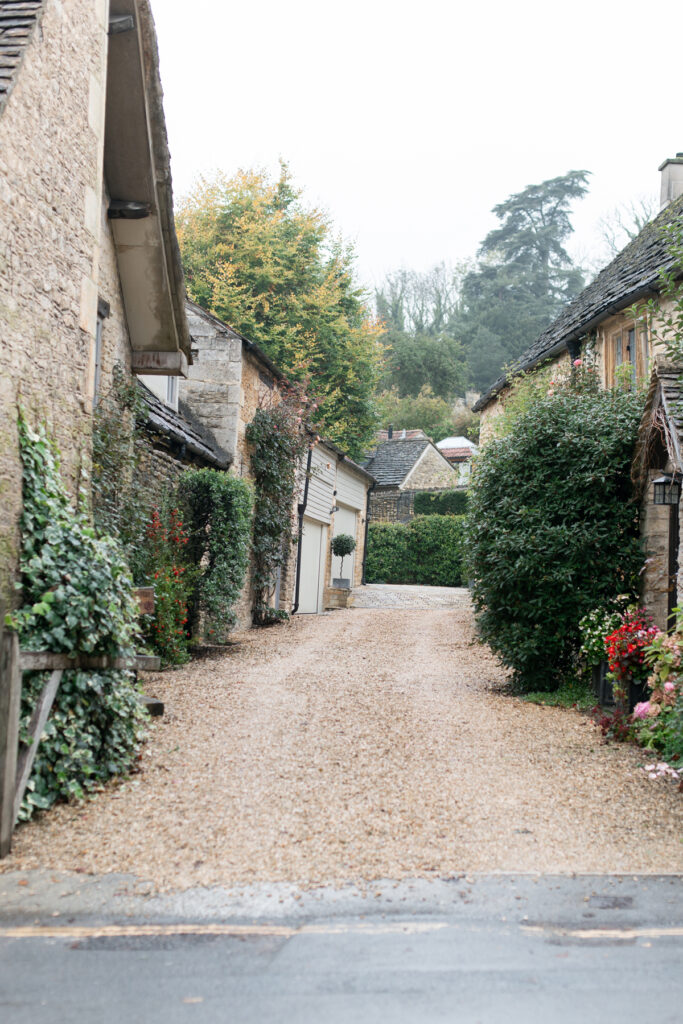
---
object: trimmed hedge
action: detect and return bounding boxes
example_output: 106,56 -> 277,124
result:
365,514 -> 466,587
414,489 -> 468,516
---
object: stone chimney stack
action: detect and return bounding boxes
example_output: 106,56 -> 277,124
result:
659,153 -> 683,209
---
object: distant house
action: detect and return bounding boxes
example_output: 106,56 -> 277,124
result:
436,435 -> 478,486
473,154 -> 683,629
362,436 -> 459,523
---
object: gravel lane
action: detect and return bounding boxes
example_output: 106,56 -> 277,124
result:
3,599 -> 682,889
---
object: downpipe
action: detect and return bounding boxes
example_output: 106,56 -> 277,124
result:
291,445 -> 313,614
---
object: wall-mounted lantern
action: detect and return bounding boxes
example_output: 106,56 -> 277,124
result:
653,474 -> 681,506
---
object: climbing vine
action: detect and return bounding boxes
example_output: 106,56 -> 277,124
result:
91,362 -> 150,580
177,468 -> 253,641
245,386 -> 314,624
8,415 -> 146,819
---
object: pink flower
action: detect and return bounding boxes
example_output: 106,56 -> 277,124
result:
633,701 -> 651,720
664,681 -> 675,692
573,358 -> 582,367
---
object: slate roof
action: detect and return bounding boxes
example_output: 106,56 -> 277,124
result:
363,438 -> 434,486
474,194 -> 683,412
0,1 -> 44,117
138,382 -> 230,469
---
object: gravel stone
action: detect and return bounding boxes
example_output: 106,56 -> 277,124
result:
3,596 -> 682,891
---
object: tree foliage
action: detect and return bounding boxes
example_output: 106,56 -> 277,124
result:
456,170 -> 590,390
176,164 -> 382,458
467,368 -> 646,692
375,264 -> 466,399
376,386 -> 457,442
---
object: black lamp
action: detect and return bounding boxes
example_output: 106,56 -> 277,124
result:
653,474 -> 681,506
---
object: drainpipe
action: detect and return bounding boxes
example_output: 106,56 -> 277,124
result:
361,483 -> 375,585
291,446 -> 313,614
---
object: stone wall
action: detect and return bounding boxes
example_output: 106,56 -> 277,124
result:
640,467 -> 678,631
181,307 -> 242,461
369,488 -> 414,524
403,444 -> 457,490
0,0 -> 113,619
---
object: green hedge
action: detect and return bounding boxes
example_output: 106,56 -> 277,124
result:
414,489 -> 468,516
365,514 -> 466,586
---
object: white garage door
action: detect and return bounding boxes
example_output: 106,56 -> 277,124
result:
331,505 -> 358,583
299,518 -> 326,613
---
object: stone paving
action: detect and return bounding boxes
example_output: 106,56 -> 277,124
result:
350,583 -> 470,609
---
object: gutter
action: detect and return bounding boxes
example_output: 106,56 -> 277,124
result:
361,483 -> 375,585
291,446 -> 313,614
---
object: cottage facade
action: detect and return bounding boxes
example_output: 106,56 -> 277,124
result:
473,156 -> 683,628
0,0 -> 191,627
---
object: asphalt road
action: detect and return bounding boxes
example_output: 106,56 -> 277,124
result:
1,871 -> 681,1023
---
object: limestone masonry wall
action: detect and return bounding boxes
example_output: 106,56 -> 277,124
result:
0,0 -> 111,616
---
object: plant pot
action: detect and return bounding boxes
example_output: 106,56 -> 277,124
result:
333,578 -> 351,590
628,678 -> 648,712
592,661 -> 613,705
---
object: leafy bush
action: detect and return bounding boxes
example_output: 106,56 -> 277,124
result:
366,515 -> 466,586
10,417 -> 146,819
137,507 -> 195,666
467,369 -> 646,692
414,490 -> 468,516
632,626 -> 683,764
178,469 -> 253,641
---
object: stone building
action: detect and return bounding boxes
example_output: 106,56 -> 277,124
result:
435,435 -> 478,486
362,436 -> 458,523
473,155 -> 683,628
0,0 -> 192,627
175,302 -> 374,624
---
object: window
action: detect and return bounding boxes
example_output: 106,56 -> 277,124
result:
605,320 -> 649,387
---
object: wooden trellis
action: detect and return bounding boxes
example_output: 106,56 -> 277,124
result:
0,631 -> 159,857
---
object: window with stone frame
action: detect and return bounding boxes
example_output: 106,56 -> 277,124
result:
603,319 -> 649,388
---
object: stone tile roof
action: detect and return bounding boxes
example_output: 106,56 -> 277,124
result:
138,382 -> 230,469
362,438 -> 431,486
0,1 -> 44,117
474,194 -> 683,412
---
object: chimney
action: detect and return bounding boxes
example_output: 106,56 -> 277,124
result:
387,424 -> 393,439
659,153 -> 683,209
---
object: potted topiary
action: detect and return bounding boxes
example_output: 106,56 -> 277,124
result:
331,533 -> 356,589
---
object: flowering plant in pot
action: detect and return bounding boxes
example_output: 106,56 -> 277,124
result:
605,607 -> 659,711
331,533 -> 356,589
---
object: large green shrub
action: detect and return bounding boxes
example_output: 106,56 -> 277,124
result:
365,515 -> 466,586
177,468 -> 253,641
414,489 -> 468,516
467,369 -> 646,692
10,417 -> 146,819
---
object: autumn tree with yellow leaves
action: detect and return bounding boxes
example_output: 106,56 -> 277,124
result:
176,164 -> 383,458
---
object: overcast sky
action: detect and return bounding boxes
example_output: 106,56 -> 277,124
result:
153,0 -> 681,291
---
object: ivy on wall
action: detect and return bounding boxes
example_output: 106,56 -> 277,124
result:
245,387 -> 313,625
178,468 -> 253,641
9,416 -> 146,818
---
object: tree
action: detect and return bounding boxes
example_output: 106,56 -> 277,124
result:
457,171 -> 590,390
375,264 -> 467,399
176,164 -> 382,458
597,194 -> 658,259
376,386 -> 457,442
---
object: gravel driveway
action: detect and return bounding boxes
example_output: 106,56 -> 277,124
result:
3,595 -> 682,889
